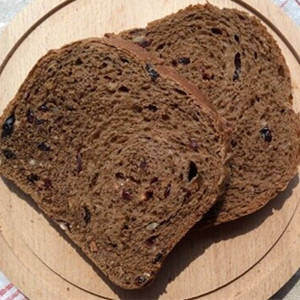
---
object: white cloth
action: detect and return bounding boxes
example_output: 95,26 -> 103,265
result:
273,0 -> 300,25
0,272 -> 26,300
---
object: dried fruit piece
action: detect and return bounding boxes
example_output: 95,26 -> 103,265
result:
38,104 -> 49,112
188,139 -> 199,151
27,109 -> 35,123
140,159 -> 147,170
135,273 -> 151,285
43,178 -> 52,189
38,142 -> 50,152
27,109 -> 45,125
260,126 -> 272,142
83,206 -> 91,224
145,191 -> 154,200
122,188 -> 133,200
27,173 -> 39,183
152,252 -> 163,264
145,64 -> 160,81
2,114 -> 15,138
2,149 -> 16,159
178,57 -> 190,65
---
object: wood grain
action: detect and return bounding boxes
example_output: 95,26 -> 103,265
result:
0,1 -> 299,299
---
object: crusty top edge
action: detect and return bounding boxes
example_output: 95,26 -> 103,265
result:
102,35 -> 232,161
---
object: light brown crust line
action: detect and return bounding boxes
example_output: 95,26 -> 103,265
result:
101,35 -> 232,163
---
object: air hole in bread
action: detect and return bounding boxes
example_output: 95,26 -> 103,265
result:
110,135 -> 118,143
122,224 -> 129,230
75,58 -> 83,65
146,234 -> 159,246
188,161 -> 198,181
91,129 -> 102,141
162,114 -> 170,121
120,57 -> 130,63
170,103 -> 179,109
211,27 -> 222,35
202,73 -> 214,80
171,59 -> 177,67
145,104 -> 158,112
233,52 -> 241,81
115,172 -> 125,180
150,177 -> 159,184
89,173 -> 99,187
231,140 -> 237,148
145,191 -> 154,200
278,65 -> 285,77
100,62 -> 108,69
155,43 -> 165,51
118,85 -> 130,93
132,105 -> 143,113
174,88 -> 187,96
82,206 -> 91,224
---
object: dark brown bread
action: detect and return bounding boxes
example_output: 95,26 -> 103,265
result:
120,4 -> 300,225
0,37 -> 230,288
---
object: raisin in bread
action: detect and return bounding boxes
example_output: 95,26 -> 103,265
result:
120,4 -> 300,225
0,37 -> 230,289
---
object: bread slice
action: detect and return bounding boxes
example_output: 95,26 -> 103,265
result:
120,4 -> 300,225
0,36 -> 230,289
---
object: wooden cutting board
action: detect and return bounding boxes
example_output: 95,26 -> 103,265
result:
0,0 -> 299,299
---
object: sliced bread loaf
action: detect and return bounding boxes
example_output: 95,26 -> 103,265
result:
120,4 -> 300,225
0,37 -> 230,288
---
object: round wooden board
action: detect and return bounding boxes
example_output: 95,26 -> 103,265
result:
0,0 -> 299,299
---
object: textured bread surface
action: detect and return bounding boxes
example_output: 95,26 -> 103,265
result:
120,4 -> 300,225
0,37 -> 229,289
